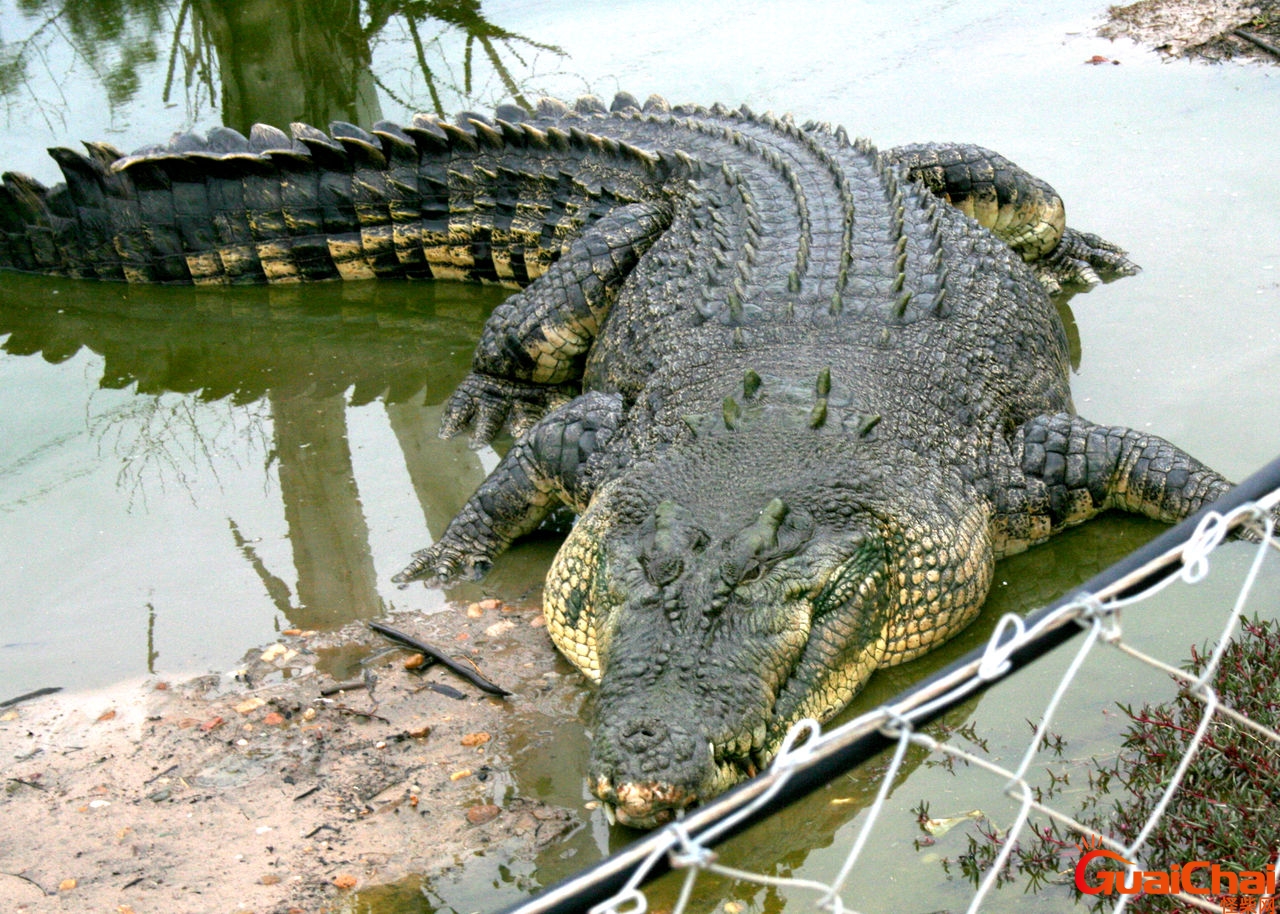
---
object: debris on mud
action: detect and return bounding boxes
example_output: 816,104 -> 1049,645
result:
1101,0 -> 1280,63
0,601 -> 581,913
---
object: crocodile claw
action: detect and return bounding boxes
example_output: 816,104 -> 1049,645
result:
439,372 -> 575,447
392,543 -> 492,588
1037,228 -> 1141,295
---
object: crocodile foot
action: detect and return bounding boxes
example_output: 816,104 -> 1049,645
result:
1035,227 -> 1141,295
392,538 -> 493,587
439,372 -> 576,447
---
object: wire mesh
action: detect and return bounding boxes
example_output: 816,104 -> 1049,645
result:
506,456 -> 1280,914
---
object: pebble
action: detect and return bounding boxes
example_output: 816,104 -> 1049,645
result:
485,620 -> 516,638
234,697 -> 266,715
466,803 -> 501,825
403,652 -> 428,670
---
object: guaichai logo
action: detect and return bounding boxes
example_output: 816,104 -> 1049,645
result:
1073,834 -> 1278,896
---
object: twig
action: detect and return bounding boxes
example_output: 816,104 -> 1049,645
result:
368,621 -> 511,697
320,679 -> 368,697
1233,28 -> 1280,59
144,764 -> 179,786
330,704 -> 390,724
426,682 -> 467,700
1,870 -> 50,895
0,687 -> 62,709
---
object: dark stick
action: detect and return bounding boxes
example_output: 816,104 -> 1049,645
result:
0,686 -> 62,709
1233,28 -> 1280,59
320,679 -> 369,697
368,621 -> 511,697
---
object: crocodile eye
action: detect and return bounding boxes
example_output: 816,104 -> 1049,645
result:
738,564 -> 764,585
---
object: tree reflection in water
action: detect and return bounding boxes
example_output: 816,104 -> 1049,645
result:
0,1 -> 556,629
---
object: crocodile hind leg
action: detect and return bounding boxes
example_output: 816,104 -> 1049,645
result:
989,413 -> 1237,558
395,391 -> 625,584
440,201 -> 671,446
883,144 -> 1139,293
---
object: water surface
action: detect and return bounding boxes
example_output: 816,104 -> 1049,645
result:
0,1 -> 1277,910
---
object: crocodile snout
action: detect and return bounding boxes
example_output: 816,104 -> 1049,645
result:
590,714 -> 711,827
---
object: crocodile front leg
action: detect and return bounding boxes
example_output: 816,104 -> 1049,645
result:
440,201 -> 671,446
395,391 -> 626,585
989,413 -> 1235,558
884,144 -> 1139,293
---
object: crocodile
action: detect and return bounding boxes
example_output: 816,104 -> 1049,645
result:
0,92 -> 1242,828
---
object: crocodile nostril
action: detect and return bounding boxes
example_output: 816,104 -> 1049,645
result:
620,718 -> 669,753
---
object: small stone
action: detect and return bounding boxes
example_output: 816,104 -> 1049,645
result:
235,697 -> 266,715
332,873 -> 358,889
466,803 -> 501,825
0,709 -> 17,722
263,712 -> 286,726
260,643 -> 287,662
477,598 -> 502,611
403,653 -> 428,670
724,903 -> 745,914
301,707 -> 317,721
484,619 -> 516,638
260,873 -> 281,885
58,878 -> 77,892
450,768 -> 472,781
408,725 -> 431,739
96,709 -> 117,722
460,731 -> 490,747
530,614 -> 547,628
465,602 -> 485,619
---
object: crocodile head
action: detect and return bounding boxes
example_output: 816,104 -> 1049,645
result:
543,423 -> 993,828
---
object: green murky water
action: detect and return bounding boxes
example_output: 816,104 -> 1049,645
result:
1,1 -> 1278,911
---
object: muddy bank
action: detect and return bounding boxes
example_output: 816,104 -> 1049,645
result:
1101,0 -> 1280,63
0,599 -> 584,914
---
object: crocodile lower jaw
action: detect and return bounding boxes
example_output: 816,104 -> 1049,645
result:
594,753 -> 761,828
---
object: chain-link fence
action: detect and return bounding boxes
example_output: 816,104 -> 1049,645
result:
506,455 -> 1280,914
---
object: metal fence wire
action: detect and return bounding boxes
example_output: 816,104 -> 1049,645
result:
504,455 -> 1280,914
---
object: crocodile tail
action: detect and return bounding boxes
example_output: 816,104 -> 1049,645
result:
0,105 -> 670,286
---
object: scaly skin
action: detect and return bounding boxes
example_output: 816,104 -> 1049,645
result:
1,93 -> 1230,830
